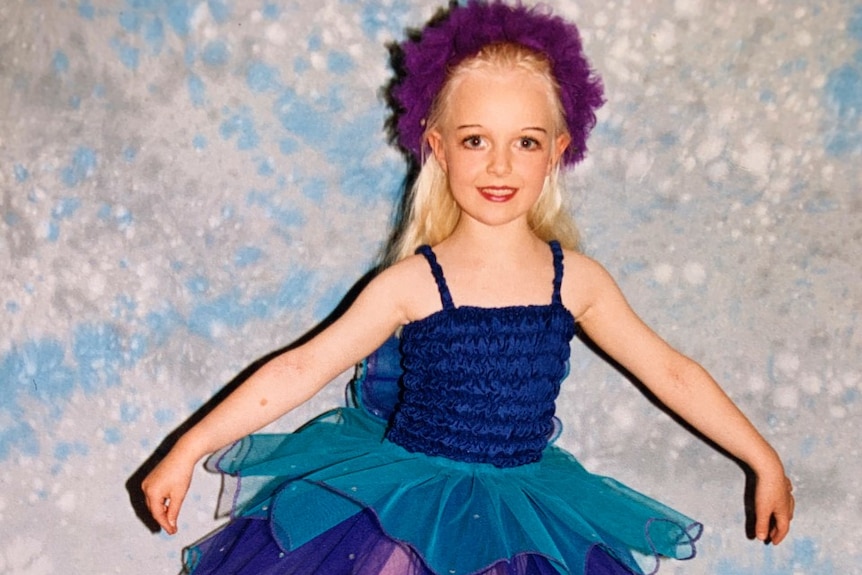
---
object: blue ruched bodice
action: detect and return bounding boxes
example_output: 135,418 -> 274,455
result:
386,241 -> 577,468
189,239 -> 703,575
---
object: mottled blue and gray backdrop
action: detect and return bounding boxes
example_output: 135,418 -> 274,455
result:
1,1 -> 859,573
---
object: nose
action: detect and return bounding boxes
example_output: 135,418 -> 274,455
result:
487,146 -> 512,176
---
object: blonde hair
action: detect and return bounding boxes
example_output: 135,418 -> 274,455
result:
385,43 -> 580,265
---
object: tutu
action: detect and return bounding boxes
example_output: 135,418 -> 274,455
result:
184,243 -> 702,575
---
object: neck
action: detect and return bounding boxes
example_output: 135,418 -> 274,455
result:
443,218 -> 545,258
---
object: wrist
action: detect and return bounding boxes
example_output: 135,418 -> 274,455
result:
172,431 -> 212,465
748,446 -> 785,480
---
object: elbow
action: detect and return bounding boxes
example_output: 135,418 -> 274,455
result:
258,351 -> 316,402
659,354 -> 709,397
268,351 -> 308,380
261,350 -> 322,404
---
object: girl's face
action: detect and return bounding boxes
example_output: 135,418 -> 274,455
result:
428,67 -> 570,232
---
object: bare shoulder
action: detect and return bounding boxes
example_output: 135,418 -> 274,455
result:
364,254 -> 441,324
558,249 -> 621,320
559,248 -> 609,276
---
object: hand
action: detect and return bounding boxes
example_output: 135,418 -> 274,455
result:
141,449 -> 197,535
753,472 -> 795,545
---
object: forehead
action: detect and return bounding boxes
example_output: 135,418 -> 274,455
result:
442,68 -> 556,128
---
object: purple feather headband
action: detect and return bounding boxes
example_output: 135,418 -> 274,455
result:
391,0 -> 605,167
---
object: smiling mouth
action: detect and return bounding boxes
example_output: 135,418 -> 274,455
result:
478,187 -> 517,202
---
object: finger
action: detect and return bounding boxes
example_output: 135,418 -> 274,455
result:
770,494 -> 795,545
754,505 -> 772,542
769,508 -> 792,545
145,491 -> 178,535
166,491 -> 186,534
144,493 -> 169,533
770,520 -> 789,545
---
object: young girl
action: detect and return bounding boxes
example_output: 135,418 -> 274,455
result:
142,2 -> 794,574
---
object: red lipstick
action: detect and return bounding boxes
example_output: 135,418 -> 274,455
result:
478,187 -> 517,202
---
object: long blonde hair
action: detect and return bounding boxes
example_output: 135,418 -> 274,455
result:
385,43 -> 580,265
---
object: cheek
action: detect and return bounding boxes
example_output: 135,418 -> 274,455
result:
445,153 -> 478,181
520,155 -> 553,179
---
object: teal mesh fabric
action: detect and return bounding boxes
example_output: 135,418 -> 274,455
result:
208,408 -> 701,575
194,241 -> 702,574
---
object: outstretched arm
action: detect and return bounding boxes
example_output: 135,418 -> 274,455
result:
141,265 -> 411,534
565,254 -> 795,544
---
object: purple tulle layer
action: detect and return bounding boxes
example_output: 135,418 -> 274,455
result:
186,508 -> 638,575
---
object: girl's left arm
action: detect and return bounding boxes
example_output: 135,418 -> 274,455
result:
568,255 -> 794,545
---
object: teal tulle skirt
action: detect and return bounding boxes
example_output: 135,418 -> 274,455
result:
185,406 -> 701,575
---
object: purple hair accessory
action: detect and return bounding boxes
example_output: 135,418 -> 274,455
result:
391,0 -> 605,167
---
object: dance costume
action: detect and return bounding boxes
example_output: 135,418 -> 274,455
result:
185,242 -> 701,575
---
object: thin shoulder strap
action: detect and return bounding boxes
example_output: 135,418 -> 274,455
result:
550,240 -> 564,305
415,245 -> 455,310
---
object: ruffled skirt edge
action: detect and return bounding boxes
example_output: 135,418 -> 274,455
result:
184,408 -> 702,575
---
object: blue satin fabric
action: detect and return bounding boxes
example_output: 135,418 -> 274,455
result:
185,241 -> 702,574
387,242 -> 574,467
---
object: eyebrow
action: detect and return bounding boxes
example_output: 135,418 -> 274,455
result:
454,124 -> 549,133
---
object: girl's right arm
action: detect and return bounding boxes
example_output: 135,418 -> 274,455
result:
141,262 -> 418,534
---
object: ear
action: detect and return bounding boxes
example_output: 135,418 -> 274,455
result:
427,129 -> 448,173
549,133 -> 572,173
